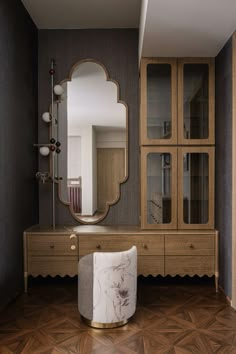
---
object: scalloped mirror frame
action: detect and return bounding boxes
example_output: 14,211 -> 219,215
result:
52,59 -> 129,224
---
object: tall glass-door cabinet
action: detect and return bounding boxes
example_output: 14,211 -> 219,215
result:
140,58 -> 215,230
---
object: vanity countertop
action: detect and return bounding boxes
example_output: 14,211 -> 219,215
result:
25,224 -> 216,235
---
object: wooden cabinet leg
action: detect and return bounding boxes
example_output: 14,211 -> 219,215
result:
215,272 -> 219,293
24,272 -> 28,293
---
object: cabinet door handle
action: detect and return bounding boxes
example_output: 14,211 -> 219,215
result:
70,234 -> 77,240
189,244 -> 195,249
71,245 -> 76,251
96,244 -> 101,250
143,244 -> 148,249
50,243 -> 55,249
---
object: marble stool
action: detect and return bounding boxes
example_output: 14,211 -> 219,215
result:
78,246 -> 137,328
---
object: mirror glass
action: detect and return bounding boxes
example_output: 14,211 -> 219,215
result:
54,61 -> 128,223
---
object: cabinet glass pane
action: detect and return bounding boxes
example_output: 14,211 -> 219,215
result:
183,153 -> 209,224
147,153 -> 171,224
147,64 -> 171,140
183,64 -> 209,139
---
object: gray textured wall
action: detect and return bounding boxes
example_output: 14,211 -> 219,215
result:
215,38 -> 232,297
38,29 -> 139,226
0,0 -> 38,309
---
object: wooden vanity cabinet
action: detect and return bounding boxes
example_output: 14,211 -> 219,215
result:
76,226 -> 219,291
23,226 -> 219,292
23,226 -> 78,292
139,57 -> 217,288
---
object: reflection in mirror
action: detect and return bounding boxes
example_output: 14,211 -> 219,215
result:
56,61 -> 127,223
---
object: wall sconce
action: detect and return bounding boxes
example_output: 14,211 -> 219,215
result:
34,59 -> 63,230
54,84 -> 64,96
42,112 -> 52,123
39,146 -> 50,156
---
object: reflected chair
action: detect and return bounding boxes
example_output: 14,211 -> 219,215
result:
78,246 -> 137,328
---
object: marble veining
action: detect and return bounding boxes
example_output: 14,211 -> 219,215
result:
92,246 -> 137,323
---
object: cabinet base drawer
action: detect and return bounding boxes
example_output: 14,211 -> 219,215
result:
28,235 -> 78,256
79,235 -> 164,256
165,256 -> 215,276
28,256 -> 78,277
165,234 -> 215,255
138,256 -> 164,276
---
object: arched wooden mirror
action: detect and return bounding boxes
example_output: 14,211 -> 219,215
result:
52,60 -> 128,224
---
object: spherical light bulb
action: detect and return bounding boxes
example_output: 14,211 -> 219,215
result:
39,146 -> 50,156
54,84 -> 64,96
42,112 -> 51,123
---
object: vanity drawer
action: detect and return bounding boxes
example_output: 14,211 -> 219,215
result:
138,256 -> 164,276
28,256 -> 78,277
79,235 -> 164,256
165,256 -> 215,276
165,234 -> 215,255
27,234 -> 78,256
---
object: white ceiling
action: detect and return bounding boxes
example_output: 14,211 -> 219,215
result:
21,0 -> 236,57
21,0 -> 141,29
140,0 -> 236,57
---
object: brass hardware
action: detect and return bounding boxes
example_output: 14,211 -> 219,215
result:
81,315 -> 129,329
70,234 -> 76,240
70,245 -> 76,251
143,244 -> 148,249
96,244 -> 101,249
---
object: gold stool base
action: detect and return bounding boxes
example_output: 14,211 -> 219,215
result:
81,315 -> 129,329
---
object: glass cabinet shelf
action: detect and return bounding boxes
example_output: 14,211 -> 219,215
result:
141,146 -> 214,230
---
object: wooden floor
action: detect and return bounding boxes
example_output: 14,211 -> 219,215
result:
0,277 -> 236,353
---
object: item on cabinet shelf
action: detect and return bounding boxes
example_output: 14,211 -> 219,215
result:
78,246 -> 137,328
150,193 -> 163,224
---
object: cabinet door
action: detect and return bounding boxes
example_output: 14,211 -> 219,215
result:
141,147 -> 177,229
178,58 -> 215,145
140,58 -> 177,145
178,147 -> 215,229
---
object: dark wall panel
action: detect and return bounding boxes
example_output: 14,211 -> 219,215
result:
38,29 -> 139,226
215,38 -> 232,297
0,0 -> 38,309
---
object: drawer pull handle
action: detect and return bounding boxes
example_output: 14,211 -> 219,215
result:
70,234 -> 77,240
50,244 -> 55,249
71,245 -> 76,251
189,244 -> 195,249
96,244 -> 101,250
143,244 -> 148,249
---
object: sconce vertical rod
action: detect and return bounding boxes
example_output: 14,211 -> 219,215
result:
56,101 -> 59,178
51,59 -> 56,230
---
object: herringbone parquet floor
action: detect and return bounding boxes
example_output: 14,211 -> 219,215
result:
0,277 -> 236,353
